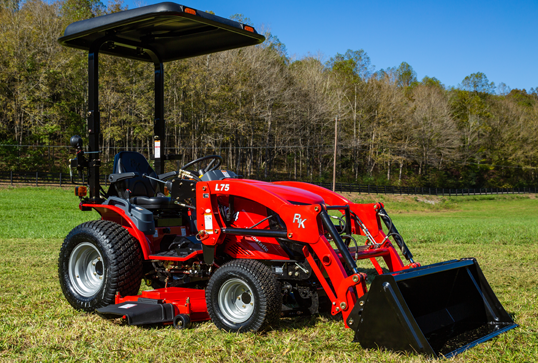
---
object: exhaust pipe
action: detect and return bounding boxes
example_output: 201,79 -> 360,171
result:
347,258 -> 516,358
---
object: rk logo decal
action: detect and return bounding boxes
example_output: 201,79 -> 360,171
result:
293,213 -> 306,228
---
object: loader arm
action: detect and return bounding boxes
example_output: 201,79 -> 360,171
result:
273,181 -> 412,271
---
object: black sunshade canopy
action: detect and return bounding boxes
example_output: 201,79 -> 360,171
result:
58,2 -> 265,62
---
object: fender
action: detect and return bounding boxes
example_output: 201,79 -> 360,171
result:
82,203 -> 152,259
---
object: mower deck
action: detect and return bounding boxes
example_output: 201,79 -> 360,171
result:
97,287 -> 209,324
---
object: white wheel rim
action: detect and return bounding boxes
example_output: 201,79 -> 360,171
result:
218,278 -> 255,324
68,242 -> 105,297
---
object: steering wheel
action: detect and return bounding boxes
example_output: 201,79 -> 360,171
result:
180,155 -> 223,178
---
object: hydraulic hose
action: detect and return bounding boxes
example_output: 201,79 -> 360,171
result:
377,207 -> 414,263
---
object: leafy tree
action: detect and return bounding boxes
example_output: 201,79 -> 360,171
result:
1,0 -> 20,12
421,76 -> 443,89
61,0 -> 104,22
497,82 -> 511,96
327,49 -> 374,81
395,62 -> 417,88
461,72 -> 496,94
230,14 -> 253,26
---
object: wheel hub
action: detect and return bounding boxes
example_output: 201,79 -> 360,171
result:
218,278 -> 255,324
68,242 -> 105,297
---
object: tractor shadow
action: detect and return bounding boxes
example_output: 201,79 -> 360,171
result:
274,313 -> 343,332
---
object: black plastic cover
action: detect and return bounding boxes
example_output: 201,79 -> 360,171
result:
104,196 -> 156,235
201,169 -> 238,181
58,2 -> 265,62
349,259 -> 517,358
96,299 -> 175,325
170,235 -> 202,257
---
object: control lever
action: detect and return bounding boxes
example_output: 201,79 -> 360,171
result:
142,173 -> 173,192
108,172 -> 139,183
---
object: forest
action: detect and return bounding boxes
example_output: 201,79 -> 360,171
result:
1,0 -> 538,188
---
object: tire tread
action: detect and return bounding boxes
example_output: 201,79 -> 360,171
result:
206,259 -> 280,332
59,220 -> 143,312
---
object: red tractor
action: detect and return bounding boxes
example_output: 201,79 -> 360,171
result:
57,3 -> 516,358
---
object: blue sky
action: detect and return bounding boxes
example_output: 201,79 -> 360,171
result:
125,0 -> 537,91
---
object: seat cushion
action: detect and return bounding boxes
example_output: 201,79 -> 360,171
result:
130,196 -> 174,210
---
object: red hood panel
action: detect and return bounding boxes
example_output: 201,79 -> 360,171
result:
240,180 -> 324,205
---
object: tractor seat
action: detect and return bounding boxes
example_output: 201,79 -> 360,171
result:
112,151 -> 174,209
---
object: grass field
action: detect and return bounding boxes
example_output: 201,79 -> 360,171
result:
0,187 -> 537,362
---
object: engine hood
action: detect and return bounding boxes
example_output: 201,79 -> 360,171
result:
240,180 -> 325,205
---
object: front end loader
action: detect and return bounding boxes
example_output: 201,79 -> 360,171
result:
57,3 -> 516,358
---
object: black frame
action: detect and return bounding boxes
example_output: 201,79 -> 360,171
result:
86,40 -> 165,202
59,3 -> 265,202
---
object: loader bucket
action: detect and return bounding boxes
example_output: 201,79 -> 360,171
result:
348,258 -> 516,358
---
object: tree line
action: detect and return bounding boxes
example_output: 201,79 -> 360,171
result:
1,0 -> 538,188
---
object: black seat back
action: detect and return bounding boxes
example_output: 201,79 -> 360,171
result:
112,151 -> 159,199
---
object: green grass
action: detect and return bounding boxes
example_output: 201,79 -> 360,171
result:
0,187 -> 537,362
0,187 -> 99,239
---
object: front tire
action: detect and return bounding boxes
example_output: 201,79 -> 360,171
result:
206,259 -> 281,332
58,220 -> 143,312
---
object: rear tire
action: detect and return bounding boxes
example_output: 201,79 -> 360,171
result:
206,259 -> 281,332
58,220 -> 143,312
